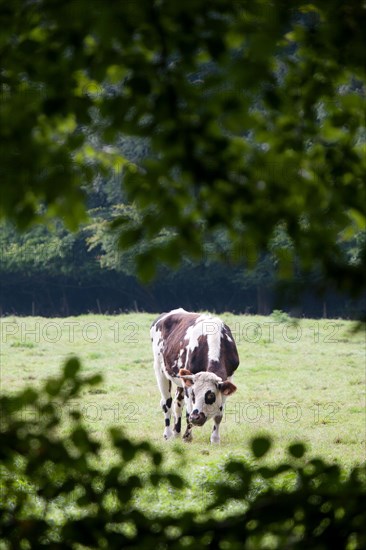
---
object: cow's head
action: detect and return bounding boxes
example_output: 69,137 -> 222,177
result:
179,369 -> 237,426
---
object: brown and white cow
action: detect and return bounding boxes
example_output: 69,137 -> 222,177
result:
150,308 -> 239,443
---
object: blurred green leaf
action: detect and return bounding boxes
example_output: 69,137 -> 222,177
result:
251,436 -> 272,458
153,452 -> 163,466
85,374 -> 103,386
167,474 -> 185,489
64,357 -> 81,379
19,388 -> 39,406
288,442 -> 307,459
45,378 -> 63,396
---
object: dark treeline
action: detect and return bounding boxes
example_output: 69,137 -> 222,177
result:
1,245 -> 364,318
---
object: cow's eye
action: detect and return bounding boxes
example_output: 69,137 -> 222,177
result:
205,390 -> 216,405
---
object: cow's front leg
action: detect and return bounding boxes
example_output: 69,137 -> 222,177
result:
182,412 -> 193,442
182,389 -> 193,442
210,414 -> 223,444
211,379 -> 233,444
173,387 -> 184,437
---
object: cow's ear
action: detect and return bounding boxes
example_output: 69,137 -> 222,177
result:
219,381 -> 237,396
179,368 -> 194,387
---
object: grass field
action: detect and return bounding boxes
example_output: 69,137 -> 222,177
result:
1,312 -> 365,516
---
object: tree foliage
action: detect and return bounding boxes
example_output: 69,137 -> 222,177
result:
3,217 -> 363,316
1,0 -> 366,293
1,360 -> 365,549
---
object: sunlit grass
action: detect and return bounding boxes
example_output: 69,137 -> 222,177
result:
1,312 -> 364,515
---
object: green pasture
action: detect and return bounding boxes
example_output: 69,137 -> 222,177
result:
1,313 -> 365,516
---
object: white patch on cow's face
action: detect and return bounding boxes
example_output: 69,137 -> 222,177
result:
188,372 -> 224,423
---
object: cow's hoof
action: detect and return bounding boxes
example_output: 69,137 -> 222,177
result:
210,436 -> 220,444
183,433 -> 193,443
164,428 -> 173,440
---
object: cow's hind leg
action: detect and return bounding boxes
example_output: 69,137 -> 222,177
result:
173,387 -> 184,437
153,359 -> 173,440
211,377 -> 234,444
160,382 -> 173,440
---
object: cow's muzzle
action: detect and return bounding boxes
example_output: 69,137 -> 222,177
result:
190,410 -> 207,426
